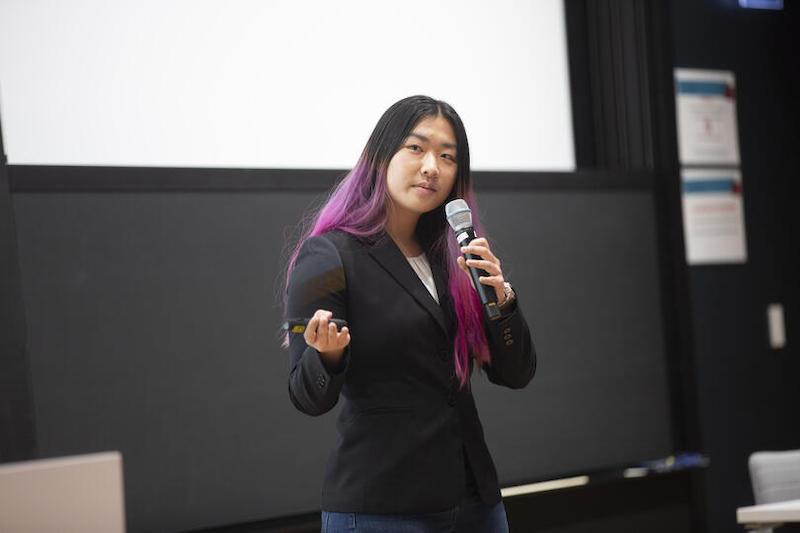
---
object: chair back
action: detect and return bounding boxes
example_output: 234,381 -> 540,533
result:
749,449 -> 800,505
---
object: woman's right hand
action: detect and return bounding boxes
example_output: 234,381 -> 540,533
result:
304,309 -> 350,369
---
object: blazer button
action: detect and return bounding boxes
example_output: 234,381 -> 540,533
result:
505,339 -> 514,346
503,328 -> 511,335
503,334 -> 512,340
316,374 -> 326,388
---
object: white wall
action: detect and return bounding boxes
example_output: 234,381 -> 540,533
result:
0,0 -> 574,171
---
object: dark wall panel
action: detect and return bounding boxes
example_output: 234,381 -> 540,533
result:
12,188 -> 672,531
0,118 -> 37,462
475,190 -> 672,484
670,1 -> 800,532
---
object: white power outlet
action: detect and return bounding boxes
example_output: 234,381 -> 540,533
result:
767,303 -> 786,349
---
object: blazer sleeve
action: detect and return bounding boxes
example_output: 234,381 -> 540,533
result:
481,292 -> 537,389
286,234 -> 350,416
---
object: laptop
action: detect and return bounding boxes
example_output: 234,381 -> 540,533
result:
0,451 -> 126,533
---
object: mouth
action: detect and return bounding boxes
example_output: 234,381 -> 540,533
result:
414,184 -> 437,192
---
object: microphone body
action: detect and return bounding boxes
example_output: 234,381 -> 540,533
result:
445,198 -> 501,321
455,227 -> 501,321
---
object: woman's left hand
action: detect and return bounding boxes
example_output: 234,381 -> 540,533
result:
457,237 -> 507,305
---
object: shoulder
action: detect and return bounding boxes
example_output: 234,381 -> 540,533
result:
316,230 -> 365,250
296,230 -> 387,275
308,230 -> 378,258
290,234 -> 348,294
295,233 -> 343,266
294,230 -> 370,271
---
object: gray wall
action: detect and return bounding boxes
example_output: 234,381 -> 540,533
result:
12,185 -> 672,531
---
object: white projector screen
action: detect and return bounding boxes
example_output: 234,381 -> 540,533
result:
0,0 -> 574,171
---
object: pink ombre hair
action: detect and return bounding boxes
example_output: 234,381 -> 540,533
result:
284,96 -> 491,388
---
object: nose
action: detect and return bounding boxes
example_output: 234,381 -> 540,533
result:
421,151 -> 439,178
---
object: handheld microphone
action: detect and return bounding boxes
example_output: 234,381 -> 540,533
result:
282,318 -> 348,334
445,199 -> 501,321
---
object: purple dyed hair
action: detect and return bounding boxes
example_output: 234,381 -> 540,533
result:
283,95 -> 491,388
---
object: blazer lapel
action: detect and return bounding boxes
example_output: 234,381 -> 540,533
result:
367,234 -> 449,337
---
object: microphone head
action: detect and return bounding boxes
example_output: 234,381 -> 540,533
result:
445,199 -> 472,232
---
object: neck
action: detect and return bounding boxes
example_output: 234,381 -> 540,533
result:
385,205 -> 422,256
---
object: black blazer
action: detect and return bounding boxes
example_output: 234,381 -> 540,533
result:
286,230 -> 536,513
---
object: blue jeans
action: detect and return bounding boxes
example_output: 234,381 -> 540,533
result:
320,494 -> 509,532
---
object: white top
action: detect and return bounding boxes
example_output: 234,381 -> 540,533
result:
406,253 -> 439,304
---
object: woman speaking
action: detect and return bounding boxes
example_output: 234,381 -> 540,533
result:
284,95 -> 536,532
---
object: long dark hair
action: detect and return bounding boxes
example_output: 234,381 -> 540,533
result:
285,95 -> 490,387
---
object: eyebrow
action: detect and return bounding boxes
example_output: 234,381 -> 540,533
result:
407,132 -> 457,151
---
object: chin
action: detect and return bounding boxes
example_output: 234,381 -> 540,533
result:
416,199 -> 446,214
420,205 -> 447,217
